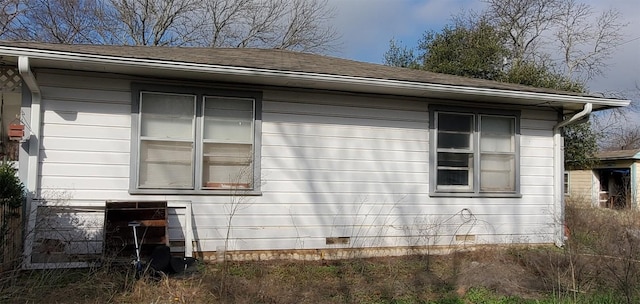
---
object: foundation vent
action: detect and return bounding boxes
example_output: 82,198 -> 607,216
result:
455,234 -> 476,242
326,237 -> 350,245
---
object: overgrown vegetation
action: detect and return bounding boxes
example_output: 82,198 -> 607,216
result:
2,198 -> 639,303
0,161 -> 24,210
0,161 -> 24,272
563,122 -> 600,170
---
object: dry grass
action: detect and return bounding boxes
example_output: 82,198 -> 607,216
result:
0,255 -> 491,303
2,201 -> 640,303
510,199 -> 640,303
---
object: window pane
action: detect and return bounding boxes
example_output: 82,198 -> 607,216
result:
437,170 -> 469,186
204,97 -> 254,143
438,113 -> 473,132
480,154 -> 514,191
438,133 -> 471,149
437,152 -> 473,188
480,116 -> 514,152
139,140 -> 193,188
203,143 -> 253,189
140,92 -> 195,139
437,113 -> 473,149
438,152 -> 472,168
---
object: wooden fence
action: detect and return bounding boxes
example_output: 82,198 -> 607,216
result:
0,204 -> 22,272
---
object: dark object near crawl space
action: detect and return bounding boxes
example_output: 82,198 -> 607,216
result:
150,245 -> 197,274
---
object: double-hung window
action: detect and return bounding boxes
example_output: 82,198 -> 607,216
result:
430,107 -> 519,196
131,84 -> 261,194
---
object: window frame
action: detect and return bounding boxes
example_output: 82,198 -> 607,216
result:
129,83 -> 262,195
429,106 -> 521,198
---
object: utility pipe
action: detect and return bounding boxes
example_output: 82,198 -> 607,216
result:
18,56 -> 42,198
552,103 -> 592,246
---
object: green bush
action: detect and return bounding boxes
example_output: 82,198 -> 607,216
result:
0,161 -> 24,209
0,161 -> 24,270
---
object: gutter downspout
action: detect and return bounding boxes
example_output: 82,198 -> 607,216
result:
18,56 -> 41,198
552,103 -> 592,247
632,163 -> 637,209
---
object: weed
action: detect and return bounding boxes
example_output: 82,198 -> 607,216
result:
2,247 -> 637,303
4,197 -> 640,303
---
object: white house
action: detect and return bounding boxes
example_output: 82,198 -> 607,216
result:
0,41 -> 629,268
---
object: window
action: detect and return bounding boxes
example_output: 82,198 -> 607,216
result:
430,108 -> 519,196
564,171 -> 570,195
131,84 -> 261,194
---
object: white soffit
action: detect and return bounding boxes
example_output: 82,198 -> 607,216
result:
0,45 -> 630,112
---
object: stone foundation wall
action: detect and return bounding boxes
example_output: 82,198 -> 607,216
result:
194,244 -> 547,263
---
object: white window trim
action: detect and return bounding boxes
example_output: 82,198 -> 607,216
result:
429,106 -> 521,198
129,83 -> 262,195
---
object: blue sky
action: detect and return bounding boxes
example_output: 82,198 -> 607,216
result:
326,0 -> 640,101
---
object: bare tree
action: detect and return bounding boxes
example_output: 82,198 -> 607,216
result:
201,0 -> 338,53
478,0 -> 631,155
6,0 -> 100,43
484,0 -> 563,63
204,0 -> 286,48
595,84 -> 640,151
273,0 -> 339,52
554,0 -> 626,81
203,0 -> 250,48
0,0 -> 23,38
103,0 -> 204,46
3,0 -> 338,53
599,126 -> 640,151
483,0 -> 627,82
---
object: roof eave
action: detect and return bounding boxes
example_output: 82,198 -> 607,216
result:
0,45 -> 630,111
595,150 -> 640,161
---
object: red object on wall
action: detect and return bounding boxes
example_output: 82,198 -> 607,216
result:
8,123 -> 24,140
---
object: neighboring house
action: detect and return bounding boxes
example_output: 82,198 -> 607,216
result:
0,41 -> 629,268
567,149 -> 640,209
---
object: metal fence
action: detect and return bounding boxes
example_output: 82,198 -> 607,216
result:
0,204 -> 22,272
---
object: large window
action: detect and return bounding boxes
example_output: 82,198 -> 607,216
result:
131,85 -> 261,194
430,108 -> 519,196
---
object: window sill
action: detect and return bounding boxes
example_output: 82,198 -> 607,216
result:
429,192 -> 522,198
129,189 -> 263,196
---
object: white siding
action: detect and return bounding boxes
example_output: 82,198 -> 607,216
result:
567,170 -> 596,206
31,70 -> 559,256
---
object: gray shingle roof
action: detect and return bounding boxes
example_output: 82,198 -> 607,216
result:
596,149 -> 640,160
0,40 -> 592,97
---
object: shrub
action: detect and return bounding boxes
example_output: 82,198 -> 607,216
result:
0,161 -> 25,280
0,161 -> 24,209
